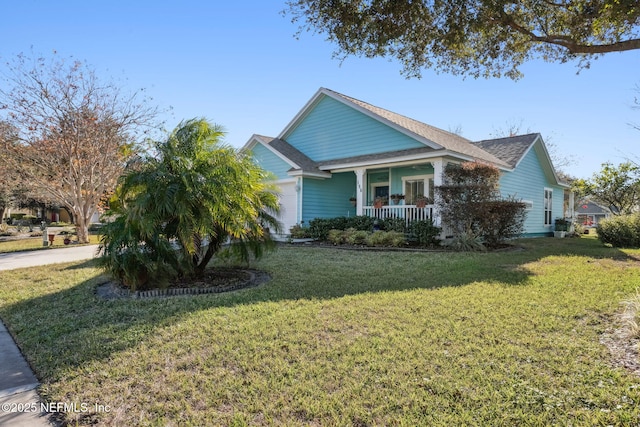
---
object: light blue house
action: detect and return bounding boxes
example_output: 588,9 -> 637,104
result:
244,88 -> 571,237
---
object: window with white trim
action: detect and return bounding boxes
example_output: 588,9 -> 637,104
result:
402,175 -> 434,204
544,188 -> 553,226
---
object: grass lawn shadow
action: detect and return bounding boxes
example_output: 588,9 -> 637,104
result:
1,235 -> 640,425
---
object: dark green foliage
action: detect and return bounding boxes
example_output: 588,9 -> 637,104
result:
308,216 -> 376,239
326,228 -> 406,247
289,223 -> 312,238
554,218 -> 571,232
597,214 -> 640,247
437,162 -> 526,248
408,219 -> 441,247
308,215 -> 417,240
573,162 -> 640,216
478,199 -> 527,247
286,0 -> 640,80
99,119 -> 280,291
310,216 -> 439,247
381,217 -> 406,233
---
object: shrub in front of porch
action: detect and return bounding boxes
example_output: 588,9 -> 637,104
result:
310,216 -> 440,247
309,216 -> 375,239
326,228 -> 406,247
437,162 -> 526,248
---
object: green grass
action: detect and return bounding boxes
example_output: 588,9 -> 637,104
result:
0,234 -> 101,253
1,236 -> 640,425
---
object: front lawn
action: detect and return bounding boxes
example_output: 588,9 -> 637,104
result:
1,237 -> 639,425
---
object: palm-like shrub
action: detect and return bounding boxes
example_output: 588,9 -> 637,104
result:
99,119 -> 280,290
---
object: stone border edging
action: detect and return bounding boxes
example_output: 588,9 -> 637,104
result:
96,269 -> 270,300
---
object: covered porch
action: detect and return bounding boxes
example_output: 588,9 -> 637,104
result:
362,204 -> 435,228
347,158 -> 445,227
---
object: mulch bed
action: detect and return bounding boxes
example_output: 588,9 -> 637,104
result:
96,268 -> 271,300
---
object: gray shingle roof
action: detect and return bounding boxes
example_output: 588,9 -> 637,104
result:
253,135 -> 324,174
254,90 -> 550,174
323,88 -> 509,167
576,201 -> 611,215
317,146 -> 436,168
471,133 -> 539,168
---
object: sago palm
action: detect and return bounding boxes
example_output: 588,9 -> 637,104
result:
99,118 -> 280,290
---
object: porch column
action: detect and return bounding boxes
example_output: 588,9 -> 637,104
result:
432,158 -> 444,187
566,190 -> 574,219
431,159 -> 444,226
354,168 -> 365,216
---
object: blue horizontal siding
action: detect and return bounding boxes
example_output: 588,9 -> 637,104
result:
499,143 -> 564,235
286,96 -> 425,161
301,172 -> 357,222
250,143 -> 292,180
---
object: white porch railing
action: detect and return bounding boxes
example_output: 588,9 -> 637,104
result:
362,204 -> 434,227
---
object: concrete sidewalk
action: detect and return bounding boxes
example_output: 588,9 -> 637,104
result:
0,322 -> 55,426
0,244 -> 100,271
0,246 -> 100,426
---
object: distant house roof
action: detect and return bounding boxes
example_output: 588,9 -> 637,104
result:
576,201 -> 612,215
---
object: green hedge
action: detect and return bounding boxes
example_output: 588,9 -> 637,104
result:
597,214 -> 640,247
307,216 -> 440,247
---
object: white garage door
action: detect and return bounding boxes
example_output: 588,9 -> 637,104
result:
276,182 -> 298,235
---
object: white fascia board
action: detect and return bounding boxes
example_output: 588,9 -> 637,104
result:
240,135 -> 259,152
320,150 -> 512,173
273,177 -> 298,184
245,135 -> 300,170
288,170 -> 332,179
532,136 -> 569,187
511,135 -> 539,169
277,88 -> 326,140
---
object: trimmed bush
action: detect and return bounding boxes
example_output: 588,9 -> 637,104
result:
407,219 -> 440,247
289,223 -> 311,238
344,228 -> 369,245
597,214 -> 640,247
327,229 -> 344,245
310,216 -> 442,247
436,162 -> 526,247
366,231 -> 406,247
380,217 -> 406,233
308,216 -> 376,239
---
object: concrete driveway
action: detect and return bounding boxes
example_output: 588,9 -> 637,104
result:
0,245 -> 100,271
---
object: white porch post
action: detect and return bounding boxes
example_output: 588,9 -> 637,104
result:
567,190 -> 575,231
431,159 -> 444,227
354,168 -> 365,216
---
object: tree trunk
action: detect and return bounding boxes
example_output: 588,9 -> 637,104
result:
74,212 -> 91,244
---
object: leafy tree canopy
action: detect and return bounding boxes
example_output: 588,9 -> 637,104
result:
285,0 -> 640,79
573,161 -> 640,215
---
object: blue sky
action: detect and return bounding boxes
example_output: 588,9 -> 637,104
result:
2,0 -> 638,179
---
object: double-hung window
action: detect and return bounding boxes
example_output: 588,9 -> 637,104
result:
544,188 -> 553,226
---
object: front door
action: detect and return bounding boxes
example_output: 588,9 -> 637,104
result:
373,185 -> 389,205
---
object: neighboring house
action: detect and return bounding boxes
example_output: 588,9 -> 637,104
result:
576,201 -> 612,228
244,88 -> 571,237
